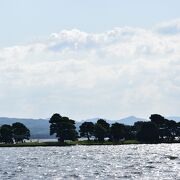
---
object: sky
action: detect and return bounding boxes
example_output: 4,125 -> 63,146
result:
0,0 -> 180,120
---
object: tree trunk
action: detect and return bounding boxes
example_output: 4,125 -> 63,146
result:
87,134 -> 90,141
58,137 -> 64,143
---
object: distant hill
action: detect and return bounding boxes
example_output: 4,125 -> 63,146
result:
113,116 -> 148,125
80,116 -> 148,126
0,116 -> 179,139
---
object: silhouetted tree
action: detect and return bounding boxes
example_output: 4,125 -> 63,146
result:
79,122 -> 94,141
94,119 -> 110,142
166,120 -> 178,141
12,122 -> 30,143
133,121 -> 145,132
176,122 -> 180,140
137,122 -> 159,142
150,114 -> 167,128
110,123 -> 126,142
49,113 -> 78,142
150,114 -> 178,141
0,125 -> 13,144
124,125 -> 135,140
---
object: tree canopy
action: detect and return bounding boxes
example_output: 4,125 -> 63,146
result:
137,121 -> 159,142
0,124 -> 13,144
79,122 -> 94,141
12,122 -> 30,143
94,119 -> 110,142
110,123 -> 126,142
150,114 -> 179,141
49,113 -> 78,142
0,123 -> 30,144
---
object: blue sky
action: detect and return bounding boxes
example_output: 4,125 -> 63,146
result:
1,0 -> 180,47
0,1 -> 180,120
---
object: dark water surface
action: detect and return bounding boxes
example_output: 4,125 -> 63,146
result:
0,144 -> 179,179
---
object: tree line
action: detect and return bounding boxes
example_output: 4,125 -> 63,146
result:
49,113 -> 180,143
0,122 -> 30,144
0,113 -> 180,144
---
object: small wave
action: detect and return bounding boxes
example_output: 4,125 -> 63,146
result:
166,155 -> 178,160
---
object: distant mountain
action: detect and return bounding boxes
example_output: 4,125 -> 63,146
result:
80,116 -> 148,126
113,116 -> 148,125
0,116 -> 179,139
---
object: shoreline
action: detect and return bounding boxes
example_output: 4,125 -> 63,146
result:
0,140 -> 179,147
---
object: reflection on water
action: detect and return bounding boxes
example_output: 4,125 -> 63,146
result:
0,144 -> 179,179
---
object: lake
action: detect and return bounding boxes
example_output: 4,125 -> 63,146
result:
0,144 -> 179,179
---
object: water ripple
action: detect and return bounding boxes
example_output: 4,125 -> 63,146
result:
0,144 -> 179,179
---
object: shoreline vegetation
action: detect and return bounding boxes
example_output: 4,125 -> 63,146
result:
1,139 -> 180,147
0,113 -> 180,147
0,140 -> 138,147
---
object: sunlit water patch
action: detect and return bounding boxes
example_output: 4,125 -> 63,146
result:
0,144 -> 179,179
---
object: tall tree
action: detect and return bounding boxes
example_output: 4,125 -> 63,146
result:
176,122 -> 180,139
0,124 -> 13,144
79,122 -> 94,141
150,114 -> 178,141
12,122 -> 30,143
137,122 -> 159,142
150,114 -> 167,128
133,121 -> 145,132
49,113 -> 78,142
94,119 -> 110,142
110,123 -> 126,142
124,125 -> 135,140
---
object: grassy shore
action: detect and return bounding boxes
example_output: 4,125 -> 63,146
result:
0,141 -> 71,147
73,140 -> 139,145
1,139 -> 179,147
0,140 -> 140,147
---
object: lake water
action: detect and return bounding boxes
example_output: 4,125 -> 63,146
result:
0,144 -> 179,179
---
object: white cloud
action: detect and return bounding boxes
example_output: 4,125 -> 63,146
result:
155,19 -> 180,35
0,19 -> 180,120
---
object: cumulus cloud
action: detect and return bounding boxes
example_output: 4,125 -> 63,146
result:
0,19 -> 180,119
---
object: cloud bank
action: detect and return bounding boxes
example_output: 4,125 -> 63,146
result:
0,19 -> 180,119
